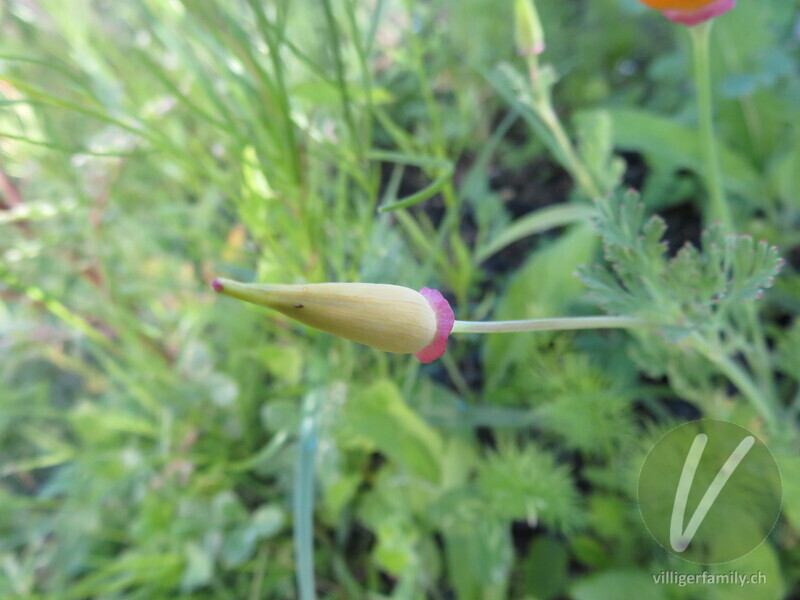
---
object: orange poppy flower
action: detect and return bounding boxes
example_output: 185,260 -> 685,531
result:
637,0 -> 735,25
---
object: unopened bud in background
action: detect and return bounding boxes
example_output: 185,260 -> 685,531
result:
514,0 -> 545,56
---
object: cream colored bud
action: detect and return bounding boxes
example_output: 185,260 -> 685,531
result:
212,279 -> 454,362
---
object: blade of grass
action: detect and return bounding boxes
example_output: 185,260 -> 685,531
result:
369,151 -> 453,212
294,387 -> 321,600
476,203 -> 595,262
320,0 -> 362,157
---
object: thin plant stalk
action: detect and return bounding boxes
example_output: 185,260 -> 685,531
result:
525,57 -> 603,200
690,333 -> 778,433
689,20 -> 733,232
452,316 -> 648,334
534,89 -> 602,200
690,21 -> 778,423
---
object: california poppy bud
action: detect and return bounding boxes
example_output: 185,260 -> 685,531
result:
212,279 -> 454,363
514,0 -> 545,56
636,0 -> 735,25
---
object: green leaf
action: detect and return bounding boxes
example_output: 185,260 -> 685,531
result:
570,535 -> 613,570
341,380 -> 443,483
290,80 -> 393,106
476,436 -> 582,531
776,319 -> 800,384
578,190 -> 784,338
181,542 -> 214,591
432,495 -> 512,600
776,453 -> 800,532
251,504 -> 286,538
476,203 -> 595,263
768,129 -> 800,208
575,109 -> 625,195
515,536 -> 569,600
259,343 -> 303,385
539,389 -> 634,456
705,543 -> 785,600
445,524 -> 512,600
571,570 -> 666,600
221,504 -> 285,568
373,515 -> 418,576
609,108 -> 762,199
484,223 -> 598,387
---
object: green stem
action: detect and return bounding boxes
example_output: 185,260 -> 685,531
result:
451,316 -> 648,334
539,100 -> 602,199
526,57 -> 602,199
741,307 -> 777,405
690,333 -> 778,433
689,21 -> 733,232
690,23 -> 780,428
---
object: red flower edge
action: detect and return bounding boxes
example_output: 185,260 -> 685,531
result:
415,287 -> 454,363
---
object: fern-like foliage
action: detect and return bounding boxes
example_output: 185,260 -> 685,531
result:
476,436 -> 583,533
578,190 -> 784,340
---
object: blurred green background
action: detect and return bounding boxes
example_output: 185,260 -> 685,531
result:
2,0 -> 800,598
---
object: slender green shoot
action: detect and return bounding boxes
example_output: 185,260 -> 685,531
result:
689,20 -> 733,232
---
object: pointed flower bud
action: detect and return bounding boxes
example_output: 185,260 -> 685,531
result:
514,0 -> 545,56
636,0 -> 735,25
212,279 -> 454,363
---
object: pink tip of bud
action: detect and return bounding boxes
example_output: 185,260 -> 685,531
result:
520,42 -> 546,56
415,287 -> 455,364
663,0 -> 735,25
211,278 -> 224,293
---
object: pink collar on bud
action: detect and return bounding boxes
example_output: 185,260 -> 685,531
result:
663,0 -> 735,25
415,287 -> 454,363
